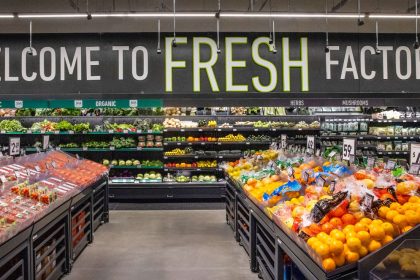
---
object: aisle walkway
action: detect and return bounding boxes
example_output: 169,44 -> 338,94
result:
65,210 -> 258,280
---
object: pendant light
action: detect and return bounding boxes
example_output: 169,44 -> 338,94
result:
86,0 -> 92,20
325,0 -> 329,53
157,0 -> 163,54
29,21 -> 34,56
415,0 -> 419,49
357,0 -> 364,25
272,20 -> 277,54
375,21 -> 382,54
216,0 -> 221,53
172,0 -> 177,47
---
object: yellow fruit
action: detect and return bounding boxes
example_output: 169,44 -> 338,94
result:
329,239 -> 344,256
367,240 -> 382,252
381,235 -> 393,245
359,246 -> 368,258
390,202 -> 401,210
408,196 -> 419,203
307,237 -> 319,248
353,211 -> 365,221
317,232 -> 330,243
405,210 -> 418,225
347,237 -> 362,252
354,222 -> 368,232
322,258 -> 336,272
343,225 -> 355,235
360,218 -> 372,225
378,206 -> 390,219
315,243 -> 330,257
346,231 -> 358,239
369,225 -> 386,241
345,251 -> 360,263
356,231 -> 371,245
402,225 -> 413,233
330,229 -> 346,243
381,222 -> 395,237
362,179 -> 374,189
386,210 -> 399,222
371,219 -> 383,226
393,214 -> 408,228
332,252 -> 346,267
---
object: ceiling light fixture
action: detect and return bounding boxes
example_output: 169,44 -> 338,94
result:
325,0 -> 330,53
369,14 -> 420,19
216,0 -> 221,53
18,13 -> 87,18
220,12 -> 361,18
0,14 -> 14,18
28,21 -> 34,56
92,12 -> 214,18
172,0 -> 177,47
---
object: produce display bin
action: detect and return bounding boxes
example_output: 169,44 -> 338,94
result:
92,180 -> 109,231
226,178 -> 420,280
225,179 -> 236,233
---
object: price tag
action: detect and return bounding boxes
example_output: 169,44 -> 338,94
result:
367,157 -> 375,169
0,175 -> 7,183
287,166 -> 294,178
27,130 -> 32,134
82,146 -> 88,151
51,161 -> 57,169
34,165 -> 41,172
281,134 -> 287,149
328,150 -> 337,158
342,138 -> 356,161
254,128 -> 259,132
9,137 -> 20,156
180,129 -> 185,132
233,128 -> 237,132
316,149 -> 321,156
137,147 -> 143,151
385,160 -> 396,170
306,136 -> 315,154
316,176 -> 325,188
108,130 -> 114,134
362,193 -> 374,209
110,146 -> 115,151
68,130 -> 74,134
0,130 -> 5,134
42,135 -> 50,150
408,164 -> 420,175
198,129 -> 203,132
123,129 -> 129,134
329,181 -> 336,193
56,147 -> 61,151
409,143 -> 420,165
54,130 -> 60,134
302,170 -> 310,182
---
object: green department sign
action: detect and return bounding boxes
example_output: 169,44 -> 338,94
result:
0,99 -> 162,109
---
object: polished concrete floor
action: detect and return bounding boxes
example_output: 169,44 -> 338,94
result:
65,210 -> 258,280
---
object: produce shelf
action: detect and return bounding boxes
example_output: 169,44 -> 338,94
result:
108,165 -> 163,169
0,130 -> 162,135
25,147 -> 163,152
216,141 -> 272,145
163,167 -> 220,172
163,154 -> 241,160
164,141 -> 217,146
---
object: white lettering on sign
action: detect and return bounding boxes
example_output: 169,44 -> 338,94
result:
60,47 -> 82,80
112,46 -> 129,80
132,46 -> 148,81
22,47 -> 37,81
86,46 -> 101,80
95,100 -> 116,107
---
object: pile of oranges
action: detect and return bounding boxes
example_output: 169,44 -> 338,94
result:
307,216 -> 396,271
377,198 -> 420,233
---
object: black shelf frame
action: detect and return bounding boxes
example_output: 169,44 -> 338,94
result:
0,177 -> 109,280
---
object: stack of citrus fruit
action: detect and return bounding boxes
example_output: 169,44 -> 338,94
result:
378,198 -> 420,234
307,216 -> 396,271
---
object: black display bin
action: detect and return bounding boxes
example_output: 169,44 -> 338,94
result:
226,177 -> 419,280
0,176 -> 109,280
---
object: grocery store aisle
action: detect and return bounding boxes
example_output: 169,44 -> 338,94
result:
65,210 -> 258,280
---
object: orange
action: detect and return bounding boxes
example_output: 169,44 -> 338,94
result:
346,231 -> 358,239
342,225 -> 355,235
369,225 -> 385,241
367,240 -> 382,252
341,214 -> 356,225
309,223 -> 322,235
345,251 -> 360,263
330,206 -> 346,218
371,219 -> 383,226
346,237 -> 362,252
321,222 -> 334,234
315,243 -> 330,257
332,252 -> 346,267
319,215 -> 330,225
317,232 -> 330,243
354,222 -> 368,232
330,229 -> 346,243
385,210 -> 398,222
330,218 -> 343,229
307,237 -> 319,248
392,214 -> 408,228
378,206 -> 390,219
359,246 -> 368,258
402,225 -> 413,233
404,210 -> 418,225
381,222 -> 394,237
381,235 -> 393,245
353,211 -> 365,221
356,231 -> 371,245
329,239 -> 344,256
408,196 -> 419,203
389,202 -> 401,210
322,258 -> 336,272
359,218 -> 372,225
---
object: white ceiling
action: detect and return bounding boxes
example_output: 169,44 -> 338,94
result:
0,0 -> 419,33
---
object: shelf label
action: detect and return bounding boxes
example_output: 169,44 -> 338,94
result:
287,166 -> 294,178
136,147 -> 143,151
409,164 -> 420,175
409,143 -> 420,165
82,146 -> 88,151
123,129 -> 129,134
68,130 -> 74,134
9,137 -> 20,156
306,136 -> 315,154
129,99 -> 138,108
342,138 -> 356,162
0,175 -> 7,183
385,160 -> 396,170
109,146 -> 115,151
74,100 -> 83,108
198,129 -> 203,132
367,157 -> 375,169
281,134 -> 287,149
34,165 -> 41,172
14,100 -> 23,108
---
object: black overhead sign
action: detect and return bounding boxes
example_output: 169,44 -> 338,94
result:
0,32 -> 419,98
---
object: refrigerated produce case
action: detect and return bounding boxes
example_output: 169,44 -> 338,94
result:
0,151 -> 109,280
